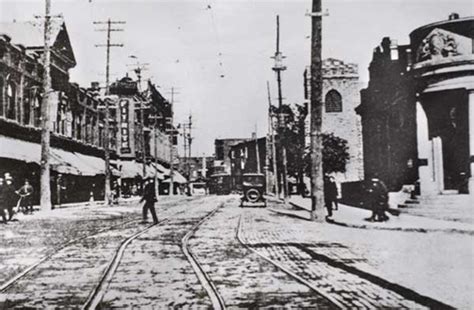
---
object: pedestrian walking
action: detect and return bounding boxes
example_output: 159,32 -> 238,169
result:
0,177 -> 7,223
3,173 -> 17,221
323,175 -> 333,219
366,176 -> 389,222
16,179 -> 34,214
328,176 -> 338,211
140,178 -> 158,224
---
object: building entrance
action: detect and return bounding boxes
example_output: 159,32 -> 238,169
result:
422,90 -> 469,192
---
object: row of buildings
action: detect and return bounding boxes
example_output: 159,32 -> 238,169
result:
213,13 -> 473,204
0,18 -> 185,204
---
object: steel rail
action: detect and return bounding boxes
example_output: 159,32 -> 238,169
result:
0,217 -> 141,293
82,220 -> 166,310
181,205 -> 226,310
235,214 -> 345,309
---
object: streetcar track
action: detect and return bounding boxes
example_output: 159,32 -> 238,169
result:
82,220 -> 167,310
0,197 -> 199,295
236,214 -> 345,309
236,213 -> 456,310
84,199 -> 226,309
0,217 -> 142,293
181,204 -> 226,310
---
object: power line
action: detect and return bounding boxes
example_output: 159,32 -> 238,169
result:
94,18 -> 125,205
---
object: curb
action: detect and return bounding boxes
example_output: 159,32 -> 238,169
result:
271,204 -> 474,236
237,215 -> 456,310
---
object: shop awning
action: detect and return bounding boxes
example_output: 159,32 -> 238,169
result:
0,135 -> 113,176
162,171 -> 187,184
120,160 -> 143,179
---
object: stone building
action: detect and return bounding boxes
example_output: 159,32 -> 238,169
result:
357,13 -> 474,198
304,58 -> 364,184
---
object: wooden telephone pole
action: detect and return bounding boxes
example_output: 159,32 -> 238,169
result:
272,15 -> 289,202
308,0 -> 326,221
40,0 -> 53,210
168,87 -> 177,195
266,81 -> 279,196
94,18 -> 125,205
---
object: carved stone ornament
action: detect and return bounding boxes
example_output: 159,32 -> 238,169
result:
416,28 -> 470,62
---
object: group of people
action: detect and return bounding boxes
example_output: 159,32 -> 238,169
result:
0,173 -> 35,224
323,174 -> 389,222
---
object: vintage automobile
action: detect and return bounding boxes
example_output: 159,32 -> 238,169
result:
240,173 -> 266,207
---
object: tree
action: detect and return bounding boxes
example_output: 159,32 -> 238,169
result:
273,103 -> 350,193
320,133 -> 350,175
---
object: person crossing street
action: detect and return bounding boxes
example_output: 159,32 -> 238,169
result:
140,178 -> 158,224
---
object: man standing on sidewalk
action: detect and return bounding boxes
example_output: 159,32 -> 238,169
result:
140,178 -> 158,224
16,179 -> 34,214
0,177 -> 7,223
4,173 -> 17,221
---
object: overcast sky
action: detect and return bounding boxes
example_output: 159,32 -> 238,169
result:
0,0 -> 472,155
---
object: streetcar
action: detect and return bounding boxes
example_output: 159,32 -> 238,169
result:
240,173 -> 266,207
209,173 -> 232,195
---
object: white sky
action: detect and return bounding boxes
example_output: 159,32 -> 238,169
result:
0,0 -> 472,155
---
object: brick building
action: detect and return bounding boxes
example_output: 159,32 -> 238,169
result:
214,138 -> 251,174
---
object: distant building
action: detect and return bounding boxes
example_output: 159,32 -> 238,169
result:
178,156 -> 214,181
304,58 -> 364,184
229,137 -> 266,190
214,138 -> 251,174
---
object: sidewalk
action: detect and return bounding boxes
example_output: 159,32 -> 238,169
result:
269,196 -> 474,235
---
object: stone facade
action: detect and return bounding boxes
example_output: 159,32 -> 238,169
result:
304,58 -> 364,184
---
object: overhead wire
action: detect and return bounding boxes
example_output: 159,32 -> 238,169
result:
206,2 -> 225,78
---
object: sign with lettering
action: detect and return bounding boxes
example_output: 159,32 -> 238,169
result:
119,99 -> 130,154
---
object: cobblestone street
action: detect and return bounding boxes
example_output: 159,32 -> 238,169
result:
1,195 -> 470,308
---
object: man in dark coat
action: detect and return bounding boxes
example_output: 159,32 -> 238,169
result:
0,177 -> 7,223
366,177 -> 389,222
3,173 -> 17,221
140,178 -> 158,224
323,176 -> 333,218
16,179 -> 34,214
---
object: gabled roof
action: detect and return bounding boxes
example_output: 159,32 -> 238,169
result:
0,19 -> 76,65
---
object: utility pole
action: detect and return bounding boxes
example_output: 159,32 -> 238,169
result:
128,58 -> 149,179
168,87 -> 176,195
40,0 -> 53,210
182,122 -> 188,183
94,18 -> 125,205
266,81 -> 279,196
272,15 -> 289,203
308,0 -> 326,221
186,114 -> 193,196
255,124 -> 261,174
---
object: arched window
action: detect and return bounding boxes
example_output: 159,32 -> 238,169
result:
325,89 -> 343,113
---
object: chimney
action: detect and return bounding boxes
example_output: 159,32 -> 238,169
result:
251,132 -> 257,139
91,81 -> 100,90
